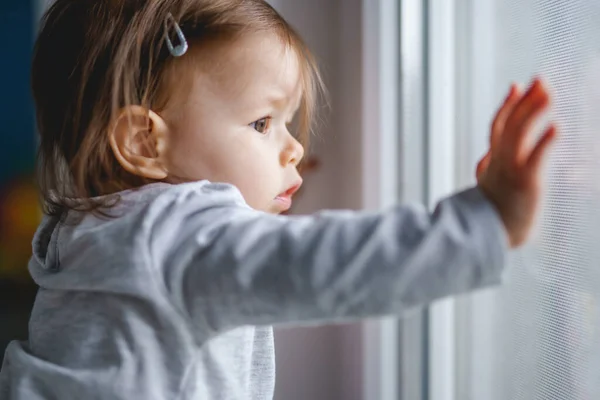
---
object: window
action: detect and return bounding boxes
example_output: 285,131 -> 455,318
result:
427,0 -> 600,399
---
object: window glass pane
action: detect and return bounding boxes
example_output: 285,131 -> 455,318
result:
457,1 -> 600,399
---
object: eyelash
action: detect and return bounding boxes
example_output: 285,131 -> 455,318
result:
249,118 -> 295,136
250,117 -> 272,134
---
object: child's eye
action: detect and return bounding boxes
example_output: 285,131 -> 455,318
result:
250,117 -> 272,134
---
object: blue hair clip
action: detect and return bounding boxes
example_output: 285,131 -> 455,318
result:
164,13 -> 188,57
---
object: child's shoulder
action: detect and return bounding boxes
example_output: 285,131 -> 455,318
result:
73,180 -> 250,241
28,181 -> 250,287
81,180 -> 250,226
128,180 -> 253,227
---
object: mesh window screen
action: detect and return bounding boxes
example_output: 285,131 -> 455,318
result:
459,1 -> 600,399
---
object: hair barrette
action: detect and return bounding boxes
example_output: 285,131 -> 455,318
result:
164,13 -> 188,57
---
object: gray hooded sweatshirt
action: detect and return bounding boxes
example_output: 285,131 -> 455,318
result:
0,181 -> 507,399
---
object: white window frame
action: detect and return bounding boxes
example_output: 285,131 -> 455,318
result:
362,0 -> 495,399
452,1 -> 504,400
426,2 -> 458,400
425,1 -> 500,399
396,1 -> 429,400
427,1 -> 505,399
360,0 -> 429,399
360,0 -> 400,398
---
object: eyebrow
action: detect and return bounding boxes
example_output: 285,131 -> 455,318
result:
248,84 -> 302,118
264,92 -> 290,108
265,87 -> 303,111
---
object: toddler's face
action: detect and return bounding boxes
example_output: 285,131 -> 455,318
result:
161,33 -> 305,213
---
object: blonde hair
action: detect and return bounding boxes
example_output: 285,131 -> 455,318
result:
32,0 -> 324,216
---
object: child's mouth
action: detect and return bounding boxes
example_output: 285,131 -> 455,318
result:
274,182 -> 302,211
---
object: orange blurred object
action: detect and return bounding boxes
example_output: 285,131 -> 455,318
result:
0,177 -> 40,281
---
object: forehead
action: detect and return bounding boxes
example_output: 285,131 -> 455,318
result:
202,33 -> 303,106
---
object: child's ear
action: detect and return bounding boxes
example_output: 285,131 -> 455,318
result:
109,106 -> 169,180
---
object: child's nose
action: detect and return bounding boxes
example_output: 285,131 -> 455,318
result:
281,136 -> 304,167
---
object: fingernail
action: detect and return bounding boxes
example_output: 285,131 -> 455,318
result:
528,78 -> 545,96
506,83 -> 516,99
515,83 -> 523,93
534,77 -> 546,89
530,78 -> 540,89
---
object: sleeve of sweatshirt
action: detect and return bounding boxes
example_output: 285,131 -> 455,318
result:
145,182 -> 508,337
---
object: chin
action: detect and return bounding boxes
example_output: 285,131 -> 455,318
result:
266,204 -> 287,215
270,207 -> 285,215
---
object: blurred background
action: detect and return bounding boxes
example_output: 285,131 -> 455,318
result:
0,0 -> 40,365
4,1 -> 600,400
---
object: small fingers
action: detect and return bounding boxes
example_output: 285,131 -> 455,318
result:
501,78 -> 551,164
526,124 -> 558,173
505,79 -> 550,138
491,84 -> 523,150
512,82 -> 550,137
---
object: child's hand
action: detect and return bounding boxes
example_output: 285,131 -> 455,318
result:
476,78 -> 558,248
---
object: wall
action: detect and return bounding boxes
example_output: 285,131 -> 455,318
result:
267,0 -> 365,399
0,1 -> 35,184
